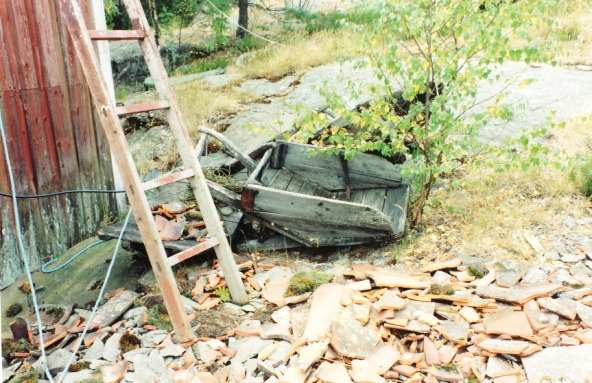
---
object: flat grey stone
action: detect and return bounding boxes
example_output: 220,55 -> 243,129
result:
61,369 -> 96,383
330,312 -> 380,359
522,345 -> 592,382
230,336 -> 272,365
83,339 -> 104,361
496,269 -> 523,287
47,348 -> 73,374
140,329 -> 168,348
160,343 -> 185,358
238,76 -> 298,97
103,333 -> 123,362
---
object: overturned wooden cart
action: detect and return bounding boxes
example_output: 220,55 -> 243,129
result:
198,129 -> 410,248
101,131 -> 409,250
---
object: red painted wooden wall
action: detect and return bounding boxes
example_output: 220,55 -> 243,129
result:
0,1 -> 116,287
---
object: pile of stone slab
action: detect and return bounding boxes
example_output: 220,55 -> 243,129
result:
4,256 -> 592,383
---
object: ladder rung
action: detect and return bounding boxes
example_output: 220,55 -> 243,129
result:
89,30 -> 146,40
168,238 -> 219,267
142,169 -> 194,191
116,102 -> 170,116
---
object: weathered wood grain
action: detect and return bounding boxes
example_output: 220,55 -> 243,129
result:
275,141 -> 402,191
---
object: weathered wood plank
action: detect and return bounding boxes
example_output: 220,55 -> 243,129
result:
116,101 -> 169,116
245,184 -> 395,232
382,185 -> 409,237
276,141 -> 402,191
254,211 -> 392,247
88,29 -> 145,40
168,238 -> 219,267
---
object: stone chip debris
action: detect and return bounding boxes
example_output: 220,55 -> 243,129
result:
4,255 -> 592,383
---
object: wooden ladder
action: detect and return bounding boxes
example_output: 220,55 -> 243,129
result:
59,0 -> 248,342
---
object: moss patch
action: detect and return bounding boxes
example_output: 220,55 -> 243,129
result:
285,270 -> 333,297
428,283 -> 454,295
468,264 -> 487,279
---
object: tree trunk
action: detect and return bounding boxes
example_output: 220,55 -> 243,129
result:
409,173 -> 435,228
147,0 -> 161,46
237,0 -> 248,39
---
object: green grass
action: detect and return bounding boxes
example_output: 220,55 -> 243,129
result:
284,6 -> 380,34
172,56 -> 230,76
570,154 -> 592,197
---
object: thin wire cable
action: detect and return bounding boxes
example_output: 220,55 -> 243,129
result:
57,208 -> 133,382
0,189 -> 125,199
204,0 -> 286,46
42,240 -> 105,273
0,114 -> 54,382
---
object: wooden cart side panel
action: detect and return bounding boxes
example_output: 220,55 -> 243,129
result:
275,141 -> 402,191
246,184 -> 396,232
253,211 -> 392,247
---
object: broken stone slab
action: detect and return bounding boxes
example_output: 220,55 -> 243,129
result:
484,309 -> 533,338
160,343 -> 185,358
295,341 -> 328,371
123,306 -> 147,326
496,269 -> 523,288
476,339 -> 540,356
261,267 -> 292,306
558,287 -> 592,300
476,284 -> 562,305
374,290 -> 407,311
330,311 -> 381,359
230,336 -> 272,365
521,267 -> 548,284
91,290 -> 139,329
260,322 -> 292,342
271,306 -> 291,325
316,361 -> 353,383
366,344 -> 400,375
421,258 -> 462,273
351,359 -> 385,383
84,338 -> 105,361
140,329 -> 168,348
522,345 -> 592,382
576,302 -> 592,327
267,341 -> 292,367
439,321 -> 470,344
347,279 -> 373,291
537,297 -> 577,320
45,348 -> 73,374
103,332 -> 123,362
438,345 -> 457,365
303,283 -> 351,342
459,307 -> 480,323
486,356 -> 514,378
350,303 -> 370,325
367,269 -> 431,289
101,360 -> 129,383
523,300 -> 559,331
423,338 -> 440,366
193,341 -> 220,365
